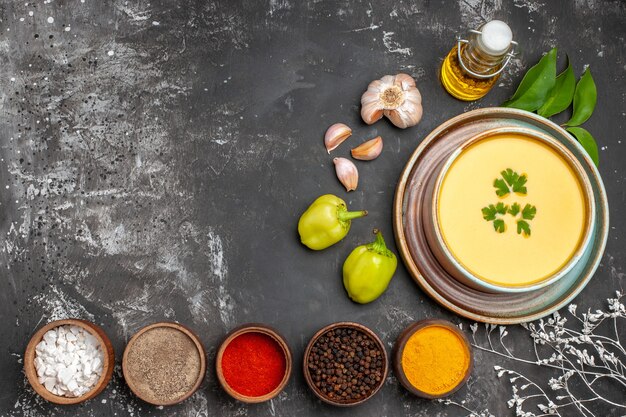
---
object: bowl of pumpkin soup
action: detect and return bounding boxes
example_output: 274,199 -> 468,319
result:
422,127 -> 595,293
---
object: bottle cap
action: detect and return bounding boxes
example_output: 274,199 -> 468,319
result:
478,20 -> 513,56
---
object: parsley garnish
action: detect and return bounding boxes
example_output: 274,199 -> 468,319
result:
481,203 -> 509,233
508,202 -> 521,216
493,168 -> 528,197
494,219 -> 506,233
522,204 -> 536,220
494,177 -> 510,197
481,169 -> 536,237
517,220 -> 531,236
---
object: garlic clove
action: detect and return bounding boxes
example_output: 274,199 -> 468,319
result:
360,90 -> 384,125
333,157 -> 358,192
385,105 -> 423,129
379,75 -> 396,86
361,100 -> 384,125
351,136 -> 383,161
394,73 -> 416,89
324,123 -> 352,153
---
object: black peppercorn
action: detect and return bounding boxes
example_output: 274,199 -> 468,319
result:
306,326 -> 385,404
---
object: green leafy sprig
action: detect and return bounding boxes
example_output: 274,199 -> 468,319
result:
481,169 -> 536,237
495,168 -> 528,197
503,48 -> 599,166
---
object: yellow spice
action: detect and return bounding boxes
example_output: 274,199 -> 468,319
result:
401,326 -> 470,395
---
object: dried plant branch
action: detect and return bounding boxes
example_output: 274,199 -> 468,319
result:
447,291 -> 625,417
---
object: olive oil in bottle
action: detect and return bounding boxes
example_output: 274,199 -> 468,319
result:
440,20 -> 516,101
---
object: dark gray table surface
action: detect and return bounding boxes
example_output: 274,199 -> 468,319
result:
1,1 -> 624,416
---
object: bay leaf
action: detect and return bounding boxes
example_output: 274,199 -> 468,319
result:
567,126 -> 599,166
537,58 -> 575,118
566,68 -> 597,126
503,48 -> 557,112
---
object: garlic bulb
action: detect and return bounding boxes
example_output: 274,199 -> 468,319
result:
333,157 -> 358,192
361,73 -> 423,129
351,136 -> 383,161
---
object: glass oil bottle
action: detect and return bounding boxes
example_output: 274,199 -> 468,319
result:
440,20 -> 517,101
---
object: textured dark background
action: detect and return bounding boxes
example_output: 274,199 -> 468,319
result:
0,0 -> 624,416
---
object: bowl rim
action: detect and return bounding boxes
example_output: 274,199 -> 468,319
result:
215,323 -> 292,403
122,321 -> 207,406
392,319 -> 473,399
302,321 -> 388,407
430,125 -> 596,293
23,318 -> 115,405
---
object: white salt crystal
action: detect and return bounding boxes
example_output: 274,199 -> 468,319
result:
43,330 -> 57,344
91,357 -> 102,372
67,380 -> 78,392
84,334 -> 98,347
33,325 -> 104,398
44,378 -> 55,391
58,367 -> 72,385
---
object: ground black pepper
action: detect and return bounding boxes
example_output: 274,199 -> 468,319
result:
306,326 -> 385,404
125,327 -> 201,404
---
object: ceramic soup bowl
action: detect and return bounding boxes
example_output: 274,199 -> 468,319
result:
422,126 -> 595,294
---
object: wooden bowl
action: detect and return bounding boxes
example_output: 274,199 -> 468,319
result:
24,319 -> 115,405
393,319 -> 472,399
303,322 -> 388,407
122,322 -> 206,406
216,324 -> 292,403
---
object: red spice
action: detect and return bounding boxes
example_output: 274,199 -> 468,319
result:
221,332 -> 286,397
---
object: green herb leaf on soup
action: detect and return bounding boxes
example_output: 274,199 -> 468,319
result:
503,48 -> 557,111
494,178 -> 510,197
537,58 -> 576,118
566,68 -> 597,127
522,204 -> 537,220
499,169 -> 527,195
567,126 -> 599,166
495,202 -> 508,215
511,174 -> 527,194
482,205 -> 497,221
500,168 -> 519,187
508,202 -> 521,216
517,220 -> 531,236
494,219 -> 506,233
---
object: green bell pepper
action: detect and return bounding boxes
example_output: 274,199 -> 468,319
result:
298,194 -> 368,250
343,229 -> 397,304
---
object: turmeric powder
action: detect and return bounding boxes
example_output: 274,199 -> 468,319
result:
401,325 -> 470,396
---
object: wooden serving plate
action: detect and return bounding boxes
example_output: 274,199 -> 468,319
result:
393,107 -> 609,324
24,319 -> 115,405
215,323 -> 292,403
302,322 -> 388,407
122,322 -> 206,406
393,319 -> 472,399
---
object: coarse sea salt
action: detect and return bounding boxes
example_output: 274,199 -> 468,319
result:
34,325 -> 104,397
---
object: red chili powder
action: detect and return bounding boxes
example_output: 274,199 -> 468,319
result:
221,332 -> 286,397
